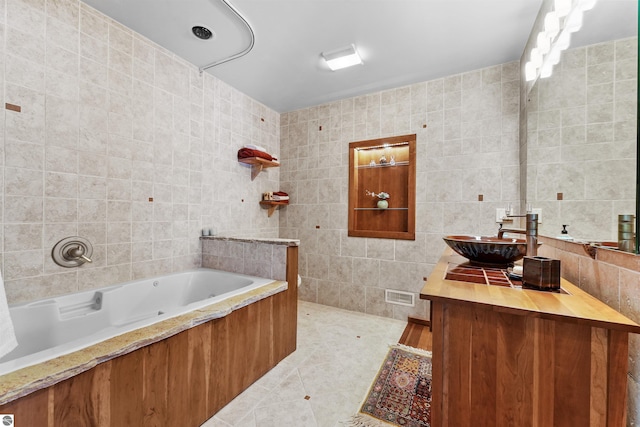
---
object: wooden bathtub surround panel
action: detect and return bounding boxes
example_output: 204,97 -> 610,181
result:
284,246 -> 298,353
0,281 -> 298,426
270,245 -> 298,364
187,324 -> 210,425
230,299 -> 272,392
1,387 -> 49,426
56,362 -> 111,426
209,316 -> 236,415
423,249 -> 640,427
142,339 -> 170,426
111,350 -> 145,426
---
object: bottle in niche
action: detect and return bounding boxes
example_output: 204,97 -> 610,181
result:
389,155 -> 395,165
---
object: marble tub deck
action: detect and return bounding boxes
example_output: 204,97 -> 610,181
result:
0,279 -> 287,405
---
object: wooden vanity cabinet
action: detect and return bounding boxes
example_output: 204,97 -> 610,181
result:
421,249 -> 640,427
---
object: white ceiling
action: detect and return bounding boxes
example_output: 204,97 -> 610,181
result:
81,0 -> 637,113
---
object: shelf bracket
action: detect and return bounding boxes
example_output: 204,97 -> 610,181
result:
238,157 -> 279,180
250,164 -> 263,181
259,200 -> 287,217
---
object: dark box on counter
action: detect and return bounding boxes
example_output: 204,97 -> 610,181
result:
522,256 -> 561,291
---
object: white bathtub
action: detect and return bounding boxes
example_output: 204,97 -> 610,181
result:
0,268 -> 276,376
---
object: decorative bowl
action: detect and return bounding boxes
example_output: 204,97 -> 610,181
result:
443,235 -> 528,266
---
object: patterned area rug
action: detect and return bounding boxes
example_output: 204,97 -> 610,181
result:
347,344 -> 432,427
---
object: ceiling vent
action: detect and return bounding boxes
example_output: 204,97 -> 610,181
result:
192,26 -> 213,40
385,289 -> 415,307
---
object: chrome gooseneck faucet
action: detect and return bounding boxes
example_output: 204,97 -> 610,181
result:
498,213 -> 539,257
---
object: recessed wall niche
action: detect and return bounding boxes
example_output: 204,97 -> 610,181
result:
348,134 -> 416,240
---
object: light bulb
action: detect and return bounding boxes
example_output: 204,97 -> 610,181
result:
544,11 -> 560,38
525,62 -> 538,81
556,30 -> 571,50
554,0 -> 572,17
537,32 -> 551,54
548,45 -> 562,65
530,48 -> 543,68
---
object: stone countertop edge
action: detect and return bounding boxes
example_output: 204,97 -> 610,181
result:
0,280 -> 288,406
200,236 -> 300,246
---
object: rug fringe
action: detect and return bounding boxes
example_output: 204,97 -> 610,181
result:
342,414 -> 395,427
390,343 -> 432,358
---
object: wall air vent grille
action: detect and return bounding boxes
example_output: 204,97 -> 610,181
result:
384,289 -> 415,307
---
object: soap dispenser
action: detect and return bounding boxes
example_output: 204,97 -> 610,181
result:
557,224 -> 573,241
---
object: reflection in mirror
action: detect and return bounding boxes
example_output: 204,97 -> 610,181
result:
525,0 -> 637,245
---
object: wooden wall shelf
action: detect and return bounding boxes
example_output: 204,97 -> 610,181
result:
353,207 -> 409,211
238,157 -> 279,180
356,161 -> 409,169
259,200 -> 288,217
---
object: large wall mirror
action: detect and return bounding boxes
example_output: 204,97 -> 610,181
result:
524,0 -> 638,247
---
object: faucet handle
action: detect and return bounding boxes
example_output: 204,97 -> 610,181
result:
65,246 -> 93,263
52,236 -> 94,268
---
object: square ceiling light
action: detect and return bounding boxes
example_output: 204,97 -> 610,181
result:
322,44 -> 363,71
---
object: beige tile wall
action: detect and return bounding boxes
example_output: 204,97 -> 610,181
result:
279,62 -> 521,320
201,238 -> 288,281
1,0 -> 280,304
526,37 -> 637,240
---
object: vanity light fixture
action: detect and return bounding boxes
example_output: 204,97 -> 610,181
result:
322,44 -> 363,71
525,0 -> 597,82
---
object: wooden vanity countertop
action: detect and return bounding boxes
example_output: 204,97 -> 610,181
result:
420,248 -> 640,334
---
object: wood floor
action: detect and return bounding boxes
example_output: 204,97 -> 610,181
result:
398,318 -> 432,351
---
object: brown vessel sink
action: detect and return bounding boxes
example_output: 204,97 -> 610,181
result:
443,235 -> 527,266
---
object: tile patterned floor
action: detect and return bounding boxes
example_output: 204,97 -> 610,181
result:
201,301 -> 407,427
